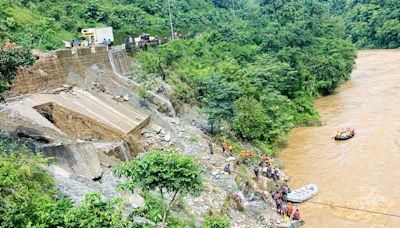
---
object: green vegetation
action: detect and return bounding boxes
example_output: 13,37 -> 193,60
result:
0,45 -> 34,96
0,0 -> 398,225
203,213 -> 230,228
114,148 -> 203,228
1,0 -> 397,50
0,146 -> 61,227
328,0 -> 400,49
130,191 -> 196,228
0,137 -> 134,227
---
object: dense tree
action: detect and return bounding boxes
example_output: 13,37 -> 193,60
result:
200,75 -> 241,133
0,0 -> 222,50
327,0 -> 400,48
1,0 -> 397,50
0,149 -> 61,226
232,96 -> 269,140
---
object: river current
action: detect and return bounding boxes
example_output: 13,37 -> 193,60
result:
279,50 -> 400,227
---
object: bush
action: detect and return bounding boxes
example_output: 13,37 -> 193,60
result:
63,192 -> 126,227
203,213 -> 230,228
131,192 -> 165,223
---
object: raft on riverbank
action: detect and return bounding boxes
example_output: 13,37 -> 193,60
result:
287,184 -> 318,203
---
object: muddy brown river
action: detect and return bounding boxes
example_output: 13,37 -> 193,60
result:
279,50 -> 400,227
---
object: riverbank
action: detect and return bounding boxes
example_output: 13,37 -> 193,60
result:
279,49 -> 400,227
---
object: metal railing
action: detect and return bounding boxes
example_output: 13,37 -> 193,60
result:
124,35 -> 189,53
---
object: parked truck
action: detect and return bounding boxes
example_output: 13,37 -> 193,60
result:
81,27 -> 114,44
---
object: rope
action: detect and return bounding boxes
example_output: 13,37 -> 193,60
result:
306,201 -> 400,218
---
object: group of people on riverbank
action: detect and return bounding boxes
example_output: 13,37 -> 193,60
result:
254,155 -> 301,221
271,180 -> 301,221
254,155 -> 280,181
220,141 -> 302,222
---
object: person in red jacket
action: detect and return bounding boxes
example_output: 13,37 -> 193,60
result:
293,209 -> 301,220
262,154 -> 269,163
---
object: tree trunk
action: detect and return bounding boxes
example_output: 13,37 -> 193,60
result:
161,190 -> 180,228
158,56 -> 167,80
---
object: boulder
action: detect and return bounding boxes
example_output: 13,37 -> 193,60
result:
154,126 -> 162,134
164,132 -> 171,142
121,193 -> 145,209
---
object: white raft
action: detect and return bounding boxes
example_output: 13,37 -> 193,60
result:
287,184 -> 318,203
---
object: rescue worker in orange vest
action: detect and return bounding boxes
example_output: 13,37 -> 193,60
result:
287,202 -> 293,218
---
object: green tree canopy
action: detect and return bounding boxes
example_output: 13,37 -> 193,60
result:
328,0 -> 400,49
114,148 -> 203,227
232,96 -> 269,141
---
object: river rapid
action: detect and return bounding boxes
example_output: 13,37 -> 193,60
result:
279,50 -> 400,227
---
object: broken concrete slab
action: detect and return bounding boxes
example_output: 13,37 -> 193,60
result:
94,141 -> 132,162
5,87 -> 150,136
42,142 -> 103,180
13,126 -> 55,144
97,152 -> 122,168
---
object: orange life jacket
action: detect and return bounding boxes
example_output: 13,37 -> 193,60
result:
287,204 -> 293,213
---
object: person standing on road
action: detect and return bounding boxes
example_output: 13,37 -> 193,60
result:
63,40 -> 71,49
107,38 -> 112,49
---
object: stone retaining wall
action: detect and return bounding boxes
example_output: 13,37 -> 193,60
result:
7,46 -> 111,97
